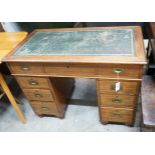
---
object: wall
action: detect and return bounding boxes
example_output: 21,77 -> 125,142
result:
1,22 -> 22,32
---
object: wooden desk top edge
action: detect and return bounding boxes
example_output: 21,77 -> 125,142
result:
3,26 -> 147,65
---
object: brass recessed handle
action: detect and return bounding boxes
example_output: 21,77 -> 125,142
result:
20,66 -> 30,71
28,80 -> 39,85
112,98 -> 122,103
113,68 -> 124,74
34,93 -> 43,98
42,107 -> 49,110
111,113 -> 123,118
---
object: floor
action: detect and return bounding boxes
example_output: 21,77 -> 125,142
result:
0,78 -> 141,132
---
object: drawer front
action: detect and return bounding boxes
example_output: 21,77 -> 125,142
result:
99,94 -> 136,108
44,64 -> 142,78
45,64 -> 98,77
100,107 -> 134,123
9,63 -> 44,74
97,65 -> 142,79
23,89 -> 54,101
16,77 -> 50,89
98,79 -> 140,95
31,101 -> 59,115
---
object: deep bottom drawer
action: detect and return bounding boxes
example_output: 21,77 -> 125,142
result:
31,101 -> 59,116
100,107 -> 134,124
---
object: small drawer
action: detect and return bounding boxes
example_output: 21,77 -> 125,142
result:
16,77 -> 50,89
99,94 -> 137,108
23,89 -> 54,101
100,107 -> 134,124
97,64 -> 142,79
31,101 -> 59,116
9,63 -> 44,74
98,79 -> 140,95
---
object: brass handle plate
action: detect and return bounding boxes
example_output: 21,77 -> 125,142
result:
112,98 -> 122,103
111,113 -> 123,118
113,68 -> 124,74
111,113 -> 128,118
34,93 -> 43,98
42,107 -> 49,110
20,66 -> 30,71
28,80 -> 39,85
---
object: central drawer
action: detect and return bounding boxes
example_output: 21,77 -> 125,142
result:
23,89 -> 54,101
99,94 -> 137,108
100,107 -> 134,124
45,64 -> 98,77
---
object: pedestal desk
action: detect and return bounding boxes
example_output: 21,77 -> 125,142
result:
3,26 -> 147,126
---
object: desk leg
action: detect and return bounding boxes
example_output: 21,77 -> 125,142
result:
0,73 -> 26,124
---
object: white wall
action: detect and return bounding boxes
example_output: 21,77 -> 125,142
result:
1,22 -> 22,32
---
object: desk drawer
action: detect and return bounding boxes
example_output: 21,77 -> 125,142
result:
31,101 -> 59,116
99,94 -> 136,108
97,65 -> 142,78
100,107 -> 134,124
23,89 -> 54,101
16,77 -> 50,89
45,64 -> 97,77
44,64 -> 142,78
9,63 -> 44,74
98,79 -> 140,95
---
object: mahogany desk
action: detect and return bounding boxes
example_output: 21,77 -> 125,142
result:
3,27 -> 147,126
0,32 -> 27,123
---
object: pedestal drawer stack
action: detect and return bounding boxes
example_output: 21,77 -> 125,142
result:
97,66 -> 142,126
11,63 -> 75,118
15,76 -> 60,116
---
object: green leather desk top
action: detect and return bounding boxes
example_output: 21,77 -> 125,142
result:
13,29 -> 135,56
